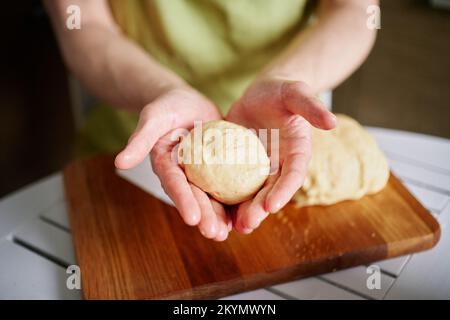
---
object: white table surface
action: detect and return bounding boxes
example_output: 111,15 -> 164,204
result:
1,127 -> 449,300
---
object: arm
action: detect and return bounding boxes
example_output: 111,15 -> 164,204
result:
261,0 -> 379,93
45,0 -> 230,241
44,0 -> 186,112
227,0 -> 379,233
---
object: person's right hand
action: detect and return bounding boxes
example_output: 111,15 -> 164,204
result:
115,87 -> 231,241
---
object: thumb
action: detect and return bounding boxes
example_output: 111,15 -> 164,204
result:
115,101 -> 172,170
115,89 -> 221,170
281,81 -> 337,130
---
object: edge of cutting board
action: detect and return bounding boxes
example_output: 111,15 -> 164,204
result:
64,155 -> 440,299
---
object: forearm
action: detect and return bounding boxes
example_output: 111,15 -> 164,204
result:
260,0 -> 379,94
45,0 -> 187,112
60,26 -> 187,112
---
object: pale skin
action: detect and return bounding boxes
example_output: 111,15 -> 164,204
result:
45,0 -> 378,240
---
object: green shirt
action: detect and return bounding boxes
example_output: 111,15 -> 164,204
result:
79,0 -> 312,156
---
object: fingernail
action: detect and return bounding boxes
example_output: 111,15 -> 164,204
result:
218,228 -> 226,239
221,232 -> 228,241
200,223 -> 216,238
249,216 -> 262,229
270,202 -> 282,214
242,228 -> 253,234
121,152 -> 133,162
214,229 -> 228,242
209,224 -> 217,236
187,213 -> 200,226
200,225 -> 216,239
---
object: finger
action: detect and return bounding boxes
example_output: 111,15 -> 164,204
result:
235,174 -> 277,232
210,199 -> 230,241
190,184 -> 219,239
234,200 -> 253,234
151,145 -> 201,226
281,81 -> 337,130
115,88 -> 223,170
265,149 -> 310,213
115,102 -> 172,170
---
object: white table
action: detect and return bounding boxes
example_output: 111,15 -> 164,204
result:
1,127 -> 449,300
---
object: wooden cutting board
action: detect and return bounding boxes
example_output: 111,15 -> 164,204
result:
64,155 -> 440,299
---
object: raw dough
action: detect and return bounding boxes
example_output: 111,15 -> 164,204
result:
293,114 -> 390,207
179,120 -> 270,205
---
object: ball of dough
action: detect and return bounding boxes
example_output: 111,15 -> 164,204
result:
293,114 -> 390,207
179,120 -> 270,205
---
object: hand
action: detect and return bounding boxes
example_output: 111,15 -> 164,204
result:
226,77 -> 337,234
115,87 -> 231,241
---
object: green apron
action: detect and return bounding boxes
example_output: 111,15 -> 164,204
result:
78,0 -> 312,156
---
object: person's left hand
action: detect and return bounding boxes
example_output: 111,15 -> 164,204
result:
226,77 -> 337,234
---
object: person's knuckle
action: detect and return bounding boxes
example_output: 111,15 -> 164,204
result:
283,115 -> 310,138
282,81 -> 309,98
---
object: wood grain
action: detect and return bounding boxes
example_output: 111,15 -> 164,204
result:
64,155 -> 440,299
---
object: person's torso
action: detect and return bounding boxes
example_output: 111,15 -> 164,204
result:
108,0 -> 312,112
78,0 -> 313,156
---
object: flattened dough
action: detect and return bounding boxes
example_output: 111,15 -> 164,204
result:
293,114 -> 390,207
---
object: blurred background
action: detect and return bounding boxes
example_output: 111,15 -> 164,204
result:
0,0 -> 449,197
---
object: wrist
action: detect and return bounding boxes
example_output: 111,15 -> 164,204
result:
154,85 -> 221,118
253,72 -> 319,95
137,79 -> 191,111
257,71 -> 310,85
